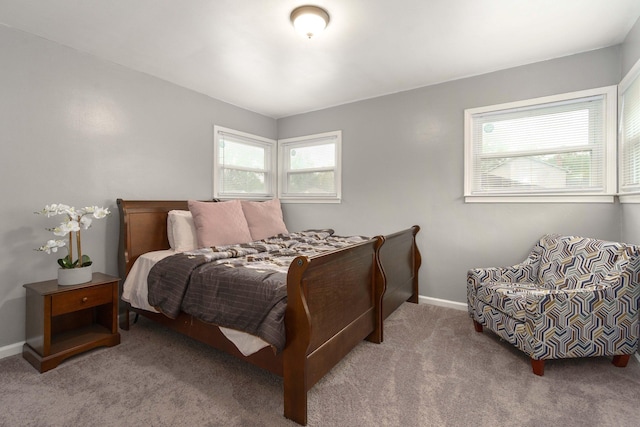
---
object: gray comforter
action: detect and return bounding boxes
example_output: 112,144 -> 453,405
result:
147,230 -> 369,352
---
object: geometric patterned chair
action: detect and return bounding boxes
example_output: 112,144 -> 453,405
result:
467,234 -> 640,376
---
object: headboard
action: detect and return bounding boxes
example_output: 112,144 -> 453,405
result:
117,199 -> 189,280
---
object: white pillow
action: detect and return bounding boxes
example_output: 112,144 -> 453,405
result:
167,210 -> 199,252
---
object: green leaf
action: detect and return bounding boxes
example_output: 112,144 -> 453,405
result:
58,255 -> 75,269
80,255 -> 92,267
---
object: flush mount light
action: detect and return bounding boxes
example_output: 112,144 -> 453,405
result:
290,5 -> 330,39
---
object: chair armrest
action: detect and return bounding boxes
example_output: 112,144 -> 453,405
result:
467,245 -> 542,319
467,250 -> 541,290
467,267 -> 503,285
600,268 -> 637,290
467,258 -> 541,319
467,267 -> 503,318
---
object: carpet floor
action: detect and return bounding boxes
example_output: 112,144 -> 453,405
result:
2,303 -> 640,426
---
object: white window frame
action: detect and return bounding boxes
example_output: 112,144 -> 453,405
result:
278,130 -> 342,203
464,86 -> 618,203
618,58 -> 640,203
212,125 -> 277,200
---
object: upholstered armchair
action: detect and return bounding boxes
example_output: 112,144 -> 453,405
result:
467,234 -> 640,375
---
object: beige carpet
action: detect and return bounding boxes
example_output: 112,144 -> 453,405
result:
2,303 -> 640,426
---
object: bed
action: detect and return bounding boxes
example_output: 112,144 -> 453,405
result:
117,199 -> 420,425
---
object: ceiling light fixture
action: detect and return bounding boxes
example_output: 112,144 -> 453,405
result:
290,5 -> 330,39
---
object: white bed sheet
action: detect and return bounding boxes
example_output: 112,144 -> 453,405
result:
121,250 -> 270,357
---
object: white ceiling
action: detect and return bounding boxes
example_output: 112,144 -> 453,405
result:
1,0 -> 639,118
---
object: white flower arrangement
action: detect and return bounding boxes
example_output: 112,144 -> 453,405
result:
36,204 -> 110,269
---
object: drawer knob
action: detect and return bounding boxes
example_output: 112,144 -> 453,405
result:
81,297 -> 88,303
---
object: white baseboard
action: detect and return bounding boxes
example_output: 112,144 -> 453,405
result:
0,341 -> 24,360
419,295 -> 467,311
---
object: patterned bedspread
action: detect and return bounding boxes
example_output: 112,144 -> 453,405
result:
147,230 -> 369,352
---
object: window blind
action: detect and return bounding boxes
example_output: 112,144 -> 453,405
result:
278,131 -> 342,202
469,95 -> 607,195
620,70 -> 640,193
213,127 -> 275,198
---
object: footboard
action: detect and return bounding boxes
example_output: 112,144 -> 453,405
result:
379,226 -> 421,321
283,237 -> 383,425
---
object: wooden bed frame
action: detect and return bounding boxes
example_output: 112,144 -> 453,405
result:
117,199 -> 420,425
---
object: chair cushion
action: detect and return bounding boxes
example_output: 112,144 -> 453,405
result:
476,282 -> 549,321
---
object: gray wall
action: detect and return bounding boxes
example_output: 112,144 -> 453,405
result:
0,25 -> 276,348
1,18 -> 637,351
278,46 -> 622,304
622,16 -> 640,77
621,17 -> 640,245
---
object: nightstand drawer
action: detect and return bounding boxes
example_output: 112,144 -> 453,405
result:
51,285 -> 113,316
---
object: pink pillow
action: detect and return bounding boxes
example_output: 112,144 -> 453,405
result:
241,199 -> 289,241
188,200 -> 252,247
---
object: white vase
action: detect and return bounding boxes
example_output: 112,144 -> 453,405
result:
57,265 -> 93,286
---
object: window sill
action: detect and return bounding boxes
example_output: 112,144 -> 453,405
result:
464,195 -> 615,203
280,197 -> 341,204
619,194 -> 640,204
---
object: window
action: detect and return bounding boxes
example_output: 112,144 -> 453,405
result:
213,126 -> 276,199
278,131 -> 342,203
213,127 -> 341,203
464,86 -> 617,203
619,60 -> 640,202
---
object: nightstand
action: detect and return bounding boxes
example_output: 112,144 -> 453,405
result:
22,272 -> 121,373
